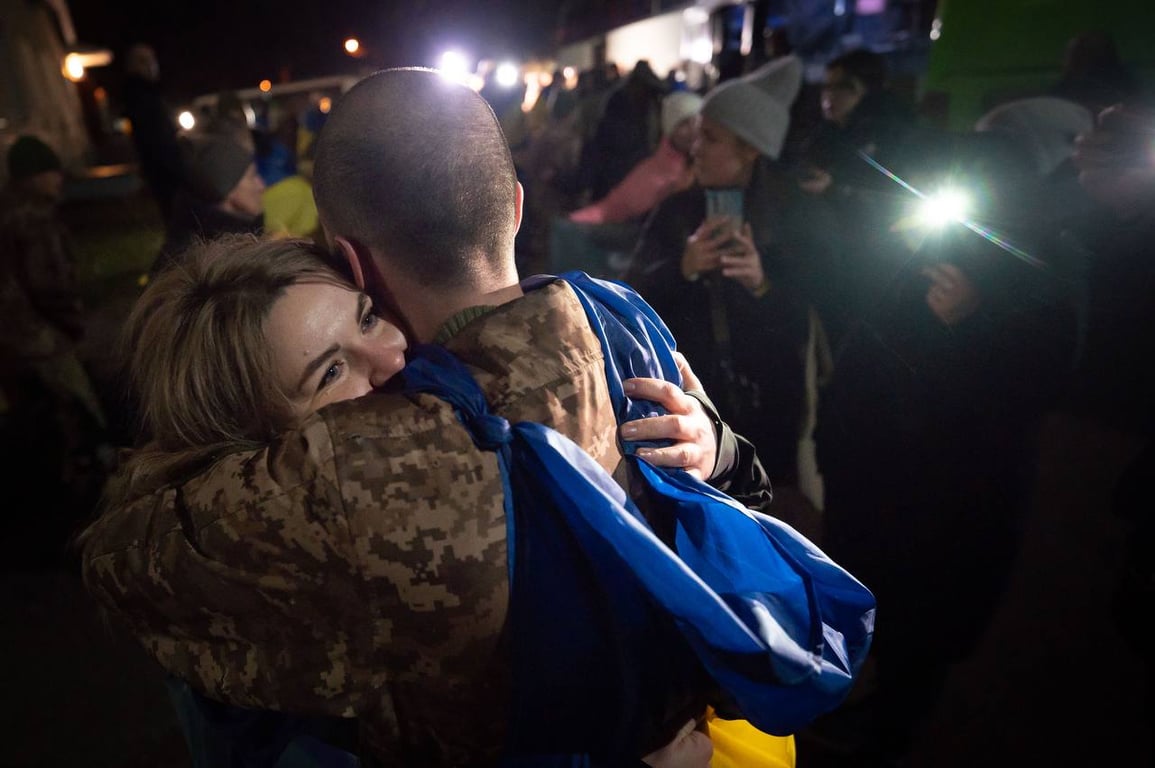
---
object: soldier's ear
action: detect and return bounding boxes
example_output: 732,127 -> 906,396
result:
334,236 -> 367,290
513,182 -> 524,235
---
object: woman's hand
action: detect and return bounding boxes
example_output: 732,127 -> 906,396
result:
922,262 -> 980,326
620,353 -> 716,480
682,215 -> 738,281
641,718 -> 713,768
799,167 -> 833,196
719,223 -> 766,294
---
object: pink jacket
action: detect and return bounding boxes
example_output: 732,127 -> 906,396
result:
569,137 -> 693,225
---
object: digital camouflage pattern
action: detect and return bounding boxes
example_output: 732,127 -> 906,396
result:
81,281 -> 623,765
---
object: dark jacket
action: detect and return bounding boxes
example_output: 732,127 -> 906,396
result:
630,161 -> 839,483
152,193 -> 264,274
814,201 -> 1077,659
0,189 -> 84,340
123,75 -> 185,217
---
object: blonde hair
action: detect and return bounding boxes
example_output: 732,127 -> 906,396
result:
111,234 -> 350,498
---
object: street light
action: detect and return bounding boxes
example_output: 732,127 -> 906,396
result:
439,50 -> 470,82
344,38 -> 360,56
495,62 -> 520,88
62,53 -> 86,82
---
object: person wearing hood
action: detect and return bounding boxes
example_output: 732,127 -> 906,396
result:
152,133 -> 265,275
629,55 -> 839,517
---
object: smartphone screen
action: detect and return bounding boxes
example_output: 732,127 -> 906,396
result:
704,188 -> 745,248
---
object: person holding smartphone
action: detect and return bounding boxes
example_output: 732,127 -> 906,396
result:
628,56 -> 839,516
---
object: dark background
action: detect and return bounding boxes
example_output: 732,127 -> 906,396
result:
68,0 -> 574,101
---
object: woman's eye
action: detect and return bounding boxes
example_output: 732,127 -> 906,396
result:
319,362 -> 342,390
361,313 -> 379,332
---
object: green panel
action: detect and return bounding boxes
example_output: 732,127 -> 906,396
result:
924,0 -> 1155,128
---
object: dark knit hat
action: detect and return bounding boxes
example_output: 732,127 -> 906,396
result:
7,136 -> 63,180
700,55 -> 803,160
180,134 -> 253,203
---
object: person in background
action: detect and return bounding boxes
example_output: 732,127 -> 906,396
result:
795,49 -> 939,346
253,97 -> 321,240
581,60 -> 668,201
1053,31 -> 1140,117
0,136 -> 109,568
121,43 -> 185,224
569,91 -> 702,227
548,91 -> 702,279
629,55 -> 838,519
810,126 -> 1079,767
152,133 -> 265,275
797,49 -> 935,208
203,89 -> 255,152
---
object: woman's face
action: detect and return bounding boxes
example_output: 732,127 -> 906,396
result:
691,116 -> 759,188
821,66 -> 865,126
264,281 -> 408,421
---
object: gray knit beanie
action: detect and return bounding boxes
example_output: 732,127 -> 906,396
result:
180,134 -> 253,203
700,55 -> 803,160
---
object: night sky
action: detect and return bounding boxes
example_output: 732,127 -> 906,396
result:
68,0 -> 572,102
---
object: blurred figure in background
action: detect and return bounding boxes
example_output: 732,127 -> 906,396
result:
0,136 -> 109,569
569,91 -> 701,227
152,134 -> 265,275
121,43 -> 185,224
809,129 -> 1079,767
796,49 -> 940,346
549,91 -> 701,279
1064,102 -> 1155,432
203,89 -> 255,152
581,60 -> 667,201
798,49 -> 925,201
1053,31 -> 1140,117
253,97 -> 320,240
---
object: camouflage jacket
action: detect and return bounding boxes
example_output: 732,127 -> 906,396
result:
82,281 -> 638,765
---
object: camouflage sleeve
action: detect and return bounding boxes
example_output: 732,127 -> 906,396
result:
81,415 -> 372,718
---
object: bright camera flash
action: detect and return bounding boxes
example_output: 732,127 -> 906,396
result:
918,189 -> 970,228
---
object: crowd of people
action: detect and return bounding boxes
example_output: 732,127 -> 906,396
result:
1,26 -> 1152,768
516,35 -> 1152,766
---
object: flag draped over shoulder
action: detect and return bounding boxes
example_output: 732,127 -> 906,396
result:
399,272 -> 875,762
